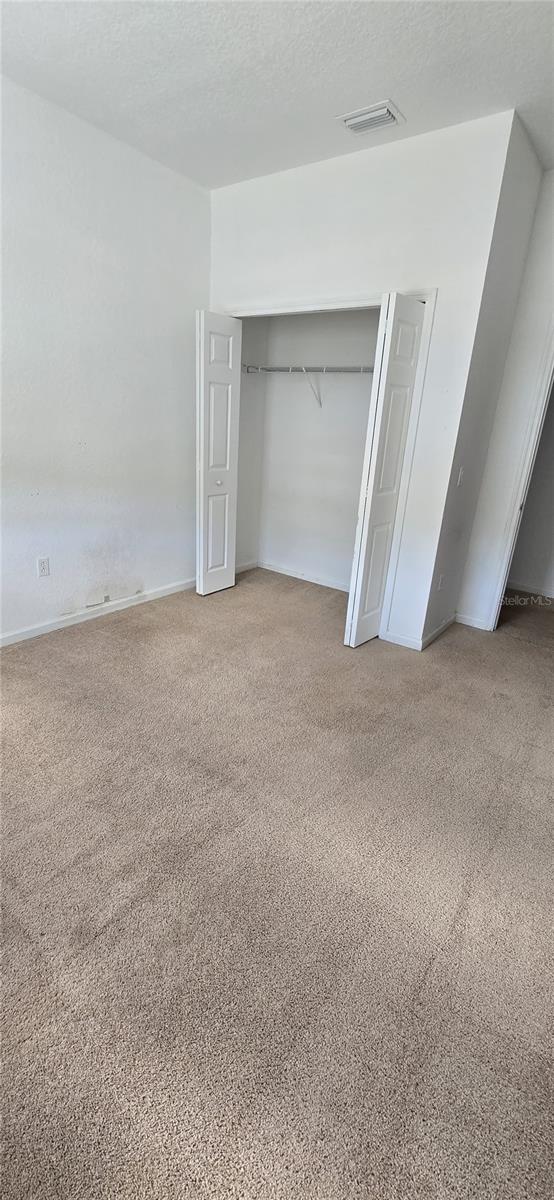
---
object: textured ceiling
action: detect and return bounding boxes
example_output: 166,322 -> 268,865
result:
2,1 -> 553,187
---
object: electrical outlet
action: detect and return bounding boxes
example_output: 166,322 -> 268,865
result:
37,556 -> 50,578
437,573 -> 444,591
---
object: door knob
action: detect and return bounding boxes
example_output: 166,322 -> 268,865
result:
216,480 -> 222,486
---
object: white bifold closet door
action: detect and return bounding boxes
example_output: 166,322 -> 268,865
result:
196,310 -> 242,595
344,292 -> 425,647
196,296 -> 426,644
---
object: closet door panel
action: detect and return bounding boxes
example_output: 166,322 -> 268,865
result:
345,293 -> 425,647
196,311 -> 242,595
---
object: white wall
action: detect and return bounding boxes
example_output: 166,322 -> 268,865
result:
424,117 -> 541,638
508,392 -> 554,596
458,171 -> 554,627
211,112 -> 516,646
243,309 -> 379,591
3,86 -> 543,646
1,79 -> 210,641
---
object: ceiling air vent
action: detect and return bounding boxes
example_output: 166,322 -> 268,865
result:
338,101 -> 405,135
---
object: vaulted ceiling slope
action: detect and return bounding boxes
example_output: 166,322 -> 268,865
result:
2,1 -> 553,187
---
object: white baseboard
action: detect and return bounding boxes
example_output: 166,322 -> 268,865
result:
1,562 -> 263,648
0,578 -> 196,647
379,630 -> 423,651
236,560 -> 259,575
421,615 -> 455,649
381,615 -> 455,652
456,588 -> 553,634
257,560 -> 349,593
455,612 -> 492,631
506,580 -> 554,601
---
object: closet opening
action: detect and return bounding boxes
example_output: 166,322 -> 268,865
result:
196,293 -> 434,649
237,308 -> 379,602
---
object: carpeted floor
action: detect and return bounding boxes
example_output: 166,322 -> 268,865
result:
2,569 -> 553,1199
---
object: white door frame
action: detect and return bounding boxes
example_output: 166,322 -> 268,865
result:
228,291 -> 434,318
226,289 -> 437,641
490,322 -> 554,629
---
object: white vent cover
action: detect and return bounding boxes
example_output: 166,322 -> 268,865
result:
338,101 -> 405,135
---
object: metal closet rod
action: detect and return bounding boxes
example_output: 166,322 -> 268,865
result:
242,364 -> 374,374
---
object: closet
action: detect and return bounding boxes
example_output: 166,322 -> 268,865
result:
237,309 -> 379,594
196,295 -> 429,648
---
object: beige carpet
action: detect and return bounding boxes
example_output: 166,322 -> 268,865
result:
2,569 -> 553,1199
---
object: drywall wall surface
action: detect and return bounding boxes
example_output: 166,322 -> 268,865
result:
236,317 -> 268,567
254,309 -> 379,591
424,116 -> 542,638
211,112 -> 514,644
508,391 -> 553,596
458,169 -> 554,627
1,79 -> 210,639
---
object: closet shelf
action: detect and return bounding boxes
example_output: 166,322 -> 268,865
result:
242,364 -> 374,374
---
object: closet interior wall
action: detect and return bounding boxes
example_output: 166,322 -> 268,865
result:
237,308 -> 380,591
